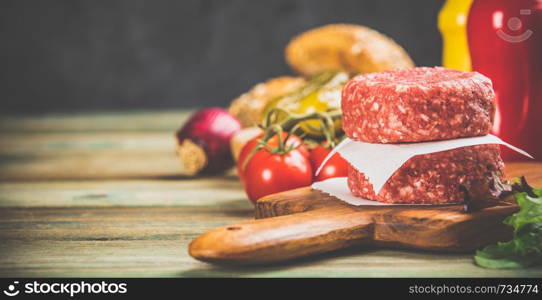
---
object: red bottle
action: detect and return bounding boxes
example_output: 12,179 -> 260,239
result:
467,0 -> 542,160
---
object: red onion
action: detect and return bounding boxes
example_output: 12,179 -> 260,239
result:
176,108 -> 242,175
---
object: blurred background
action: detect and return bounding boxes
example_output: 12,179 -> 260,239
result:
0,0 -> 445,114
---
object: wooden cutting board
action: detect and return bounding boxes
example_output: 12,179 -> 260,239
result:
189,187 -> 518,265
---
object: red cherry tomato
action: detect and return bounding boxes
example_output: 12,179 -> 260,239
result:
309,145 -> 348,182
243,148 -> 313,204
237,133 -> 308,182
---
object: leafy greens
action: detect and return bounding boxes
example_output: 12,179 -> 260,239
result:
474,184 -> 542,269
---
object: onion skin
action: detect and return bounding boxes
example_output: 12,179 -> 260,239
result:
176,108 -> 242,175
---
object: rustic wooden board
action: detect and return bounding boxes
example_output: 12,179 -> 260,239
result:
1,110 -> 541,277
191,163 -> 542,265
190,190 -> 517,265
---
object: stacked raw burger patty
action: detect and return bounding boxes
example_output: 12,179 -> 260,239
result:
342,67 -> 504,204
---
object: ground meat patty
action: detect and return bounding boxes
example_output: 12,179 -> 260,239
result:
342,67 -> 495,143
347,145 -> 504,204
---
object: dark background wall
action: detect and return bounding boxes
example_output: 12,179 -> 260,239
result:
0,0 -> 445,113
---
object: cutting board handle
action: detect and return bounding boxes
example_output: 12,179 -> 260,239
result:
189,206 -> 373,265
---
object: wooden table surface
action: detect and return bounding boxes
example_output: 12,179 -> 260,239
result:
1,110 -> 541,278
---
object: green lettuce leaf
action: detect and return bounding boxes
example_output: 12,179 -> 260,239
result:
474,187 -> 542,269
504,189 -> 542,233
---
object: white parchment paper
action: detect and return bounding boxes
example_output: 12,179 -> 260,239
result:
312,177 -> 447,206
311,177 -> 390,206
313,134 -> 532,205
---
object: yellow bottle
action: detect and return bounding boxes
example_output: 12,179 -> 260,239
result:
438,0 -> 473,71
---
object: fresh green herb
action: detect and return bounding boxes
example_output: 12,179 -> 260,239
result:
474,181 -> 542,269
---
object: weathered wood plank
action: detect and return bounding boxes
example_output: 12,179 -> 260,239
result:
0,152 -> 182,181
0,205 -> 249,277
0,132 -> 183,181
1,129 -> 539,183
0,110 -> 195,180
0,178 -> 246,208
1,206 -> 540,277
0,110 -> 192,133
0,110 -> 540,277
0,132 -> 236,181
2,161 -> 537,209
0,132 -> 175,155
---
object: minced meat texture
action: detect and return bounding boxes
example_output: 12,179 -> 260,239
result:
347,144 -> 504,204
342,67 -> 495,143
